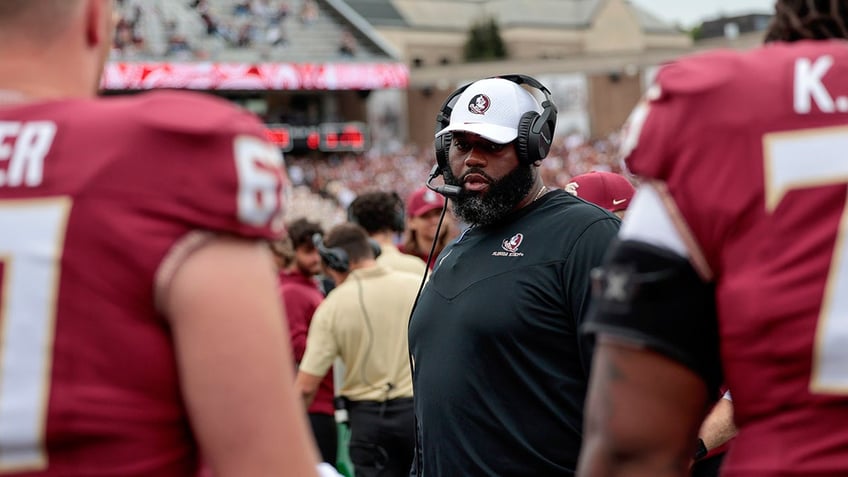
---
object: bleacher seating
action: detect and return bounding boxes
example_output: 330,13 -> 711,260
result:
112,0 -> 392,63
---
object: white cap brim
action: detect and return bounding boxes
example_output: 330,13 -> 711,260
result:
434,122 -> 517,145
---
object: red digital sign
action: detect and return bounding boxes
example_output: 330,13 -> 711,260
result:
264,122 -> 369,153
320,123 -> 368,152
264,128 -> 292,151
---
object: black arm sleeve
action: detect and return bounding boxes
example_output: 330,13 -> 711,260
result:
582,239 -> 723,397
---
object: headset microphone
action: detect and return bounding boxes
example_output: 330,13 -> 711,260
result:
425,164 -> 461,199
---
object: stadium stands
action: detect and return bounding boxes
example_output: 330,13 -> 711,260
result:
282,131 -> 626,228
112,0 -> 396,62
109,0 -> 629,229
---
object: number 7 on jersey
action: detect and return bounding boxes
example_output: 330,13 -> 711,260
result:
765,126 -> 848,394
0,198 -> 70,472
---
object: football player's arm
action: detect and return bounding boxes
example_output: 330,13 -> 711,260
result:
578,199 -> 722,476
165,236 -> 320,477
578,338 -> 709,477
577,239 -> 721,477
577,238 -> 719,477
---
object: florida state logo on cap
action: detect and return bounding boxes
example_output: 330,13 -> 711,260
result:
468,94 -> 491,115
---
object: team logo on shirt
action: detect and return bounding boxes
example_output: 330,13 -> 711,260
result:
468,94 -> 491,115
502,233 -> 523,253
492,233 -> 525,257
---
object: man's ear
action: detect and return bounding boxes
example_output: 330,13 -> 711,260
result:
85,0 -> 109,47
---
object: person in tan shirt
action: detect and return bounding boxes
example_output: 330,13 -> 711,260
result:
296,223 -> 419,477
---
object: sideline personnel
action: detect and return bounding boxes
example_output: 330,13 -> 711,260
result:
409,75 -> 620,476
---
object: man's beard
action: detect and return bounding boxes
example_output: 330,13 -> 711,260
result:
444,163 -> 535,226
296,261 -> 321,277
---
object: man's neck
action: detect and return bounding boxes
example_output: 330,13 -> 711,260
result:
0,91 -> 36,111
0,80 -> 90,103
348,259 -> 378,272
0,54 -> 96,101
371,231 -> 397,247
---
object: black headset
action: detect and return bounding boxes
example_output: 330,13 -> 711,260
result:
313,233 -> 382,274
347,191 -> 406,233
433,74 -> 558,170
313,233 -> 350,273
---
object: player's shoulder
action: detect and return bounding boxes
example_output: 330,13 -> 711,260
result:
653,48 -> 749,97
103,90 -> 265,137
655,40 -> 848,98
767,37 -> 848,59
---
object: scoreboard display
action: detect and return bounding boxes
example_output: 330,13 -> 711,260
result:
264,122 -> 369,153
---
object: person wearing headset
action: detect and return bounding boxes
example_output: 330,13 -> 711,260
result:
407,75 -> 621,476
269,219 -> 339,467
295,223 -> 420,477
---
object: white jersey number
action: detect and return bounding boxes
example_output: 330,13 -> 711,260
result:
0,198 -> 70,472
764,126 -> 848,394
234,135 -> 286,232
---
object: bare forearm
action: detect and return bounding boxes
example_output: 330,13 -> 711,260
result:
699,398 -> 736,450
578,340 -> 708,477
295,370 -> 320,409
301,389 -> 317,408
580,437 -> 691,477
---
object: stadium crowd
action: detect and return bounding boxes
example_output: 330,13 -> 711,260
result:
111,0 -> 354,61
283,130 -> 627,228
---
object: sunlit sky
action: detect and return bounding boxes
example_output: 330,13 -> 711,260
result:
632,0 -> 775,28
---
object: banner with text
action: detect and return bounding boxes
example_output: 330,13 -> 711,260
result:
102,62 -> 409,91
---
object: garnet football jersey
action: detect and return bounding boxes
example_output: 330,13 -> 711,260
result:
619,39 -> 848,476
0,90 -> 286,476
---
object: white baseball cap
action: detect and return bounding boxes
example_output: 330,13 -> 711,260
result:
435,78 -> 543,144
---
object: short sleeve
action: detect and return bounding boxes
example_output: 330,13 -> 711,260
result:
131,91 -> 288,241
620,79 -> 675,182
564,216 -> 621,372
299,300 -> 339,378
622,52 -> 738,184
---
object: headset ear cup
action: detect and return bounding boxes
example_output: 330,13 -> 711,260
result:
313,233 -> 350,273
318,248 -> 349,273
537,119 -> 553,161
515,112 -> 538,165
325,249 -> 349,273
368,238 -> 382,259
434,132 -> 452,171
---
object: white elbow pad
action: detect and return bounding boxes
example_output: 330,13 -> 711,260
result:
317,463 -> 343,477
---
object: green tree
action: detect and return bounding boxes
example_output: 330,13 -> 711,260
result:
464,18 -> 508,62
689,24 -> 703,40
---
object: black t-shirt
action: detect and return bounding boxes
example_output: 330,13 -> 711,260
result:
409,189 -> 620,476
